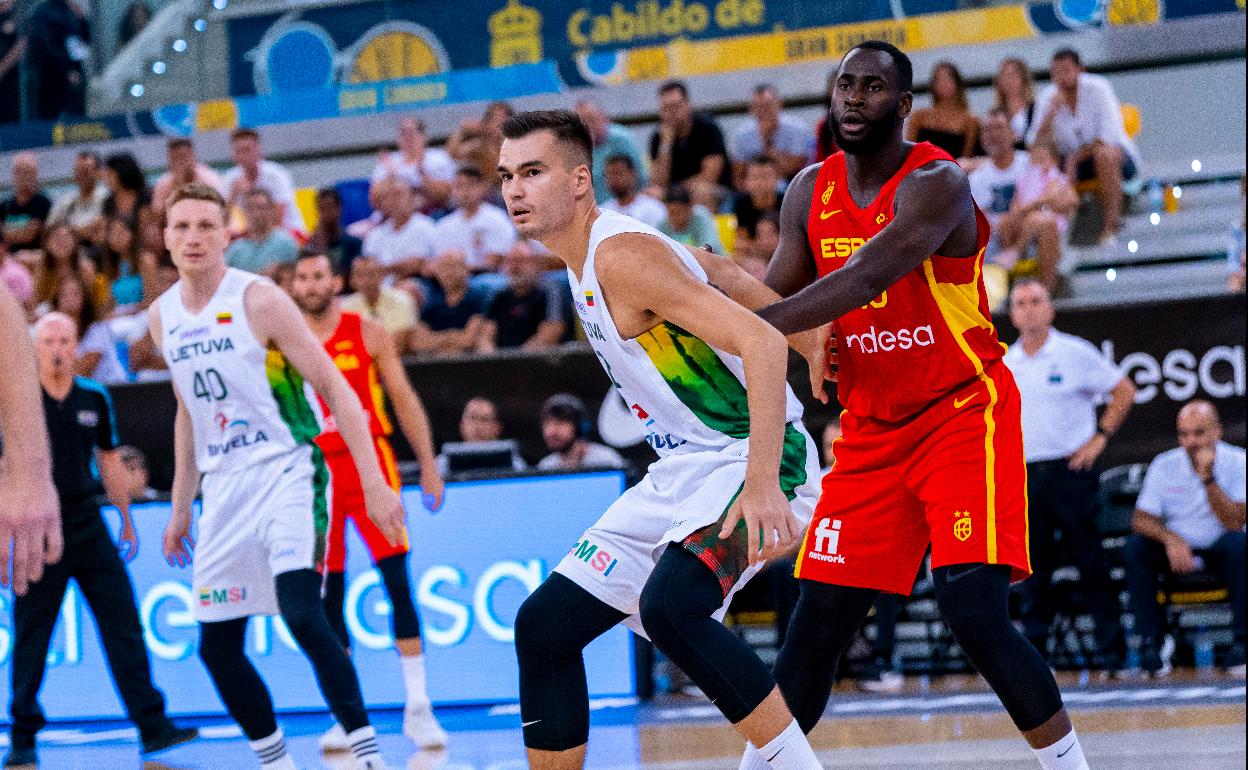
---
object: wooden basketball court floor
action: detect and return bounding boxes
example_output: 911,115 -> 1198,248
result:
10,671 -> 1243,768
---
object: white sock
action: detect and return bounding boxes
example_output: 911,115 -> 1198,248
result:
401,653 -> 430,709
739,740 -> 772,770
757,719 -> 821,769
249,728 -> 295,769
1033,728 -> 1089,770
347,725 -> 382,762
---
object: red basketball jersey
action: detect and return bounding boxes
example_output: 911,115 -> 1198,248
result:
316,311 -> 391,455
806,142 -> 1003,423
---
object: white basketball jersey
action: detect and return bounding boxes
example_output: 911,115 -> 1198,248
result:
569,210 -> 804,456
159,268 -> 322,474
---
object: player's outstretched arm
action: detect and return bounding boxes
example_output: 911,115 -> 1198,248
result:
758,161 -> 974,335
0,282 -> 61,594
597,235 -> 799,564
245,281 -> 407,545
363,317 -> 444,511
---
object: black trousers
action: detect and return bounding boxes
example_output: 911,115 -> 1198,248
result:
1017,460 -> 1120,651
8,502 -> 171,747
1124,531 -> 1246,646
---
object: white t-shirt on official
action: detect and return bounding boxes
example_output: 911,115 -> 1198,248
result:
1136,442 -> 1246,549
222,160 -> 306,234
1003,328 -> 1124,462
433,203 -> 516,270
537,442 -> 627,472
601,194 -> 668,229
370,148 -> 457,190
363,213 -> 439,270
969,151 -> 1028,227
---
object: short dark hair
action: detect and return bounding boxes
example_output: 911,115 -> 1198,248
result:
456,165 -> 485,181
316,186 -> 341,204
604,153 -> 635,171
231,127 -> 260,142
658,80 -> 689,99
167,138 -> 193,151
76,150 -> 100,165
500,109 -> 593,168
748,154 -> 778,169
105,152 -> 148,194
1052,47 -> 1081,66
664,183 -> 691,205
295,249 -> 340,274
846,40 -> 913,92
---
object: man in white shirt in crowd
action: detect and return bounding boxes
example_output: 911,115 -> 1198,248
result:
536,394 -> 625,472
371,117 -> 456,212
341,255 -> 418,353
224,189 -> 298,277
362,178 -> 439,281
222,128 -> 306,237
970,110 -> 1029,261
433,166 -> 516,275
151,138 -> 225,213
47,151 -> 108,242
1005,279 -> 1136,669
731,83 -> 811,185
1126,400 -> 1245,678
575,98 -> 649,204
599,154 -> 667,229
1027,48 -> 1140,244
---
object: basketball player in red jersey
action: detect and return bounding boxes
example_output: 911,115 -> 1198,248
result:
289,252 -> 449,751
740,42 -> 1090,770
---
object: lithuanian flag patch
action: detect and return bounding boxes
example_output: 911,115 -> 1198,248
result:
585,291 -> 595,307
216,312 -> 233,325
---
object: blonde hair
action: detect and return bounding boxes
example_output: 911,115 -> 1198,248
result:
994,58 -> 1035,113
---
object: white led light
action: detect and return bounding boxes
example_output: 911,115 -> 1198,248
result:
152,61 -> 166,75
213,0 -> 228,9
1106,268 -> 1117,281
194,18 -> 207,32
1149,212 -> 1160,225
130,83 -> 145,97
1172,185 -> 1183,200
1127,240 -> 1139,253
1191,159 -> 1202,173
173,39 -> 187,53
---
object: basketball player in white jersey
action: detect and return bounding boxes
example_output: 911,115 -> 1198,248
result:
498,110 -> 828,770
149,184 -> 405,770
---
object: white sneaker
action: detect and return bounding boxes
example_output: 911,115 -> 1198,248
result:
403,705 -> 448,749
319,722 -> 350,753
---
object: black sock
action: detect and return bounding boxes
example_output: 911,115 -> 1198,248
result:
376,554 -> 422,641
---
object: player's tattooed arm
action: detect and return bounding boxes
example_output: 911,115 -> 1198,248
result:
757,160 -> 975,335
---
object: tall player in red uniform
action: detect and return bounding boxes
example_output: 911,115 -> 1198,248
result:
743,43 -> 1089,770
289,252 -> 449,751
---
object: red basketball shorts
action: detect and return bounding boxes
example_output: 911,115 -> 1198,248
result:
794,361 -> 1031,594
322,437 -> 409,574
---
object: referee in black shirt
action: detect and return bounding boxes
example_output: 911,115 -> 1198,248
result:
4,314 -> 196,766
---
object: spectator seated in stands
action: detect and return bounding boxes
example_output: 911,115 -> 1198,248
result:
117,445 -> 163,502
102,153 -> 152,242
414,250 -> 488,357
223,128 -> 306,237
649,80 -> 731,209
1,152 -> 52,254
536,394 -> 625,472
738,210 -> 780,281
731,83 -> 811,185
434,165 -> 517,283
103,216 -> 152,313
658,184 -> 723,254
732,154 -> 785,260
599,154 -> 667,229
812,70 -> 840,163
50,271 -> 128,384
48,151 -> 108,244
340,254 -> 418,352
1125,400 -> 1245,678
1028,48 -> 1140,244
477,241 -> 567,354
33,222 -> 110,314
152,138 -> 225,213
225,189 -> 299,278
576,98 -> 650,204
446,101 -> 514,198
905,61 -> 978,160
994,57 -> 1037,150
305,187 -> 362,283
362,177 -> 438,282
435,396 -> 527,476
124,259 -> 179,382
371,116 -> 456,213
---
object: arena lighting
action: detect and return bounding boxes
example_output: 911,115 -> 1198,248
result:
212,0 -> 228,9
1127,240 -> 1139,253
1191,159 -> 1203,173
193,18 -> 207,31
172,38 -> 188,53
130,83 -> 145,97
1149,212 -> 1161,225
1172,185 -> 1184,200
152,61 -> 167,75
1106,268 -> 1117,281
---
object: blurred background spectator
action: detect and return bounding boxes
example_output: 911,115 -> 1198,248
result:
599,154 -> 666,229
306,188 -> 363,282
2,152 -> 50,252
649,80 -> 730,209
731,84 -> 810,185
117,1 -> 152,48
536,394 -> 624,471
341,254 -> 417,352
577,98 -> 649,204
906,61 -> 978,160
29,0 -> 90,119
993,57 -> 1037,149
435,396 -> 527,475
434,166 -> 516,279
225,189 -> 298,277
371,116 -> 455,213
731,155 -> 784,261
416,250 -> 488,356
811,71 -> 840,163
152,139 -> 224,213
478,242 -> 567,354
658,183 -> 723,254
48,151 -> 107,243
51,270 -> 127,384
362,178 -> 438,282
101,152 -> 150,238
223,128 -> 306,237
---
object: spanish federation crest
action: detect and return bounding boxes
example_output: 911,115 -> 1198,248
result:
953,510 -> 972,542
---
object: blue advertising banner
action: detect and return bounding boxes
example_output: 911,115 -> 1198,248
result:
0,472 -> 633,721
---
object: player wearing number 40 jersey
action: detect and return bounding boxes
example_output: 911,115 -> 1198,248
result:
289,251 -> 448,751
150,183 -> 403,770
735,42 -> 1088,770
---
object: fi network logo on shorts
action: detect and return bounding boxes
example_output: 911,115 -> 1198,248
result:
807,518 -> 846,564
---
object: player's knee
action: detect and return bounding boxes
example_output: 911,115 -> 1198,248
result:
514,581 -> 576,661
637,579 -> 680,647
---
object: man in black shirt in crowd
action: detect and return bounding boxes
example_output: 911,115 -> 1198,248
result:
0,153 -> 51,252
4,313 -> 196,767
478,241 -> 567,352
306,187 -> 363,286
649,80 -> 731,204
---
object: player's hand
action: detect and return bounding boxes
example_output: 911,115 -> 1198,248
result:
1067,432 -> 1106,472
1164,536 -> 1198,574
162,511 -> 194,568
791,324 -> 833,403
420,466 -> 445,513
364,481 -> 407,546
721,482 -> 801,567
0,468 -> 62,595
118,519 -> 139,563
